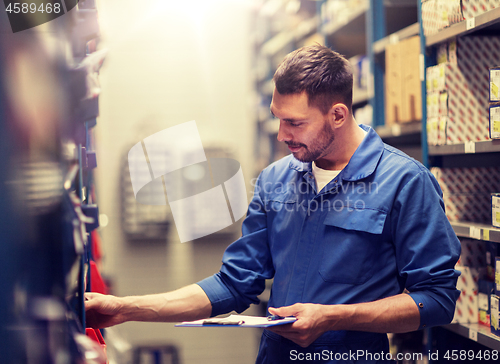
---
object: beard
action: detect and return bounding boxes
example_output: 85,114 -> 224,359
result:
286,120 -> 335,163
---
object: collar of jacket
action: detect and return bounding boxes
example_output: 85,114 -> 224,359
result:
287,124 -> 384,182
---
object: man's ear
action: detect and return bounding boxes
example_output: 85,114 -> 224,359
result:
328,103 -> 349,129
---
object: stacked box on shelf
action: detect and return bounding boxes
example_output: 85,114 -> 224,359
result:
489,102 -> 500,139
421,0 -> 500,37
426,37 -> 500,145
385,36 -> 422,125
421,0 -> 441,36
431,166 -> 500,223
421,0 -> 464,36
486,240 -> 500,282
494,256 -> 500,336
386,41 -> 403,125
497,256 -> 500,294
489,68 -> 500,138
479,280 -> 495,326
454,238 -> 497,325
454,264 -> 481,324
492,294 -> 500,335
492,193 -> 500,228
462,0 -> 500,18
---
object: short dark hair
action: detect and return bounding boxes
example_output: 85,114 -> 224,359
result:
273,44 -> 353,114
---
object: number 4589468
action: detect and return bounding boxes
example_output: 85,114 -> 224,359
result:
5,2 -> 62,14
444,350 -> 498,361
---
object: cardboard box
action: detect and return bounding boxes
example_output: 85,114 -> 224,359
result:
385,36 -> 422,125
496,257 -> 500,295
490,67 -> 500,102
426,37 -> 500,144
431,166 -> 500,223
427,92 -> 440,118
401,36 -> 422,123
437,42 -> 449,64
422,0 -> 464,35
486,241 -> 499,281
385,41 -> 403,125
448,39 -> 458,64
478,280 -> 495,326
454,266 -> 480,324
462,0 -> 500,19
427,117 -> 439,146
447,0 -> 465,25
492,194 -> 500,227
438,116 -> 448,145
428,115 -> 448,146
491,295 -> 500,336
426,64 -> 438,93
458,238 -> 488,268
445,194 -> 493,223
489,103 -> 500,139
431,166 -> 500,194
422,0 -> 440,36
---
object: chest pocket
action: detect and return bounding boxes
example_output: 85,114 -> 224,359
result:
319,208 -> 387,285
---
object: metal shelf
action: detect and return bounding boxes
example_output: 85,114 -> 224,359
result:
375,122 -> 422,139
443,323 -> 500,350
426,7 -> 500,47
373,22 -> 420,54
322,7 -> 367,59
352,88 -> 371,105
450,221 -> 500,243
261,16 -> 319,56
322,7 -> 367,37
429,140 -> 500,156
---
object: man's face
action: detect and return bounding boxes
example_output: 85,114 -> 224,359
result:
270,90 -> 335,164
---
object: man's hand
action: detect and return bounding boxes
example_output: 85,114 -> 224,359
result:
267,303 -> 338,348
85,292 -> 127,329
267,294 -> 421,348
84,284 -> 212,329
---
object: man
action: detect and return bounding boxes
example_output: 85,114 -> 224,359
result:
86,45 -> 460,363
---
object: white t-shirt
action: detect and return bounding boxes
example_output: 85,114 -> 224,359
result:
312,127 -> 367,192
312,162 -> 341,192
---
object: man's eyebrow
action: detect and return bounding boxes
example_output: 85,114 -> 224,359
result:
270,108 -> 305,123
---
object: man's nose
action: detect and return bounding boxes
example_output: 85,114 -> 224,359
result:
277,121 -> 291,142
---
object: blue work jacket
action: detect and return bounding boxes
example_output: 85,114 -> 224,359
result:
198,125 -> 461,363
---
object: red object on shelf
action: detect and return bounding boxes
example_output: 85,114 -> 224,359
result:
85,328 -> 107,364
91,230 -> 103,263
90,260 -> 108,295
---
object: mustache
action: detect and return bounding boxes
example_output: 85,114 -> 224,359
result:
285,141 -> 306,148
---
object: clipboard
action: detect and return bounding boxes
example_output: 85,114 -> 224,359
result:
175,314 -> 297,328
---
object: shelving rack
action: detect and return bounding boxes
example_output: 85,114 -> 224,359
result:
0,1 -> 105,362
416,1 -> 500,357
253,0 -> 500,358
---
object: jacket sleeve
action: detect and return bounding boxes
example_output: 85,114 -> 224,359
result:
391,169 -> 461,329
197,172 -> 275,317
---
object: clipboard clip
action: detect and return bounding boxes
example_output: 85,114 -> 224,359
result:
267,315 -> 285,321
202,320 -> 245,326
